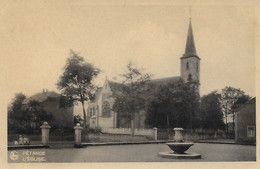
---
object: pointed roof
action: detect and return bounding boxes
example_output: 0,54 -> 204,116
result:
234,97 -> 256,112
93,87 -> 102,102
23,91 -> 60,104
185,19 -> 197,54
181,19 -> 200,60
108,81 -> 125,93
150,76 -> 181,86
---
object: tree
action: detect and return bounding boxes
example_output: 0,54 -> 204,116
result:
146,82 -> 176,130
146,80 -> 200,131
8,93 -> 53,134
74,115 -> 84,126
8,93 -> 27,133
112,62 -> 151,136
8,93 -> 26,120
231,95 -> 251,110
25,100 -> 53,130
219,87 -> 245,133
57,50 -> 100,128
200,91 -> 225,131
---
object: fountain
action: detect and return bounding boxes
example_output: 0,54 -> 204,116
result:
158,128 -> 201,159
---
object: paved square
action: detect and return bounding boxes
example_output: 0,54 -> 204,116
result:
8,143 -> 256,162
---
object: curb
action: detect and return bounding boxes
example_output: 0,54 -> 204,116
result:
8,145 -> 50,150
80,141 -> 167,147
195,141 -> 256,146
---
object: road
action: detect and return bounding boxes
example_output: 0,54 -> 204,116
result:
8,143 -> 256,162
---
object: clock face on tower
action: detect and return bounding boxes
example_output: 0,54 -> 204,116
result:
102,101 -> 111,117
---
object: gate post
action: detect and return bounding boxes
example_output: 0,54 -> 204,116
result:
153,127 -> 158,140
40,122 -> 51,146
74,123 -> 83,147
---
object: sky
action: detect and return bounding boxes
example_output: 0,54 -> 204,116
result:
0,1 -> 257,105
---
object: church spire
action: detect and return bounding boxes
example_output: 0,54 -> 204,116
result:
184,18 -> 197,56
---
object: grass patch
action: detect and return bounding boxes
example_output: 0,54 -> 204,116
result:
87,133 -> 153,143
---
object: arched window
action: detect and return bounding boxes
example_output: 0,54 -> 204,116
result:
102,101 -> 111,117
188,74 -> 192,82
196,62 -> 199,72
93,107 -> 96,116
186,62 -> 189,70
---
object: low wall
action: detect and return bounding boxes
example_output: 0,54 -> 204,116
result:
183,133 -> 215,141
157,128 -> 226,141
101,128 -> 155,138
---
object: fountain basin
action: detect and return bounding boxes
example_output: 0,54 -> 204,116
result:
159,151 -> 201,159
167,142 -> 194,154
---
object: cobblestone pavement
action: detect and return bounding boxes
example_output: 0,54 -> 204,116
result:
8,143 -> 256,162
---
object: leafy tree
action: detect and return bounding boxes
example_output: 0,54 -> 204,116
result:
112,62 -> 151,136
8,93 -> 53,134
57,50 -> 100,128
8,93 -> 26,120
219,87 -> 245,133
146,80 -> 200,131
25,100 -> 53,130
231,95 -> 251,110
74,115 -> 84,126
8,93 -> 27,133
200,91 -> 225,131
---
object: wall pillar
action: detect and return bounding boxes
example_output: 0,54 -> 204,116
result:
40,122 -> 51,146
74,123 -> 83,147
153,127 -> 158,140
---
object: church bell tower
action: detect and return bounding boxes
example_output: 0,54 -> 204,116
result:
180,18 -> 201,93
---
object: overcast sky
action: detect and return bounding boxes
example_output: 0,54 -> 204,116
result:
0,1 -> 256,104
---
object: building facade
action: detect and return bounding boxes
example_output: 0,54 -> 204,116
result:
87,79 -> 118,129
235,97 -> 256,143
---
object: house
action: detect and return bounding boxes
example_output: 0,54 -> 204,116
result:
22,89 -> 74,129
235,97 -> 256,143
87,18 -> 201,130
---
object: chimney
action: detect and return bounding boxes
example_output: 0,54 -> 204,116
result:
42,89 -> 48,93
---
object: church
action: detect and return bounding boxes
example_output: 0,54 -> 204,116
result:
86,19 -> 201,129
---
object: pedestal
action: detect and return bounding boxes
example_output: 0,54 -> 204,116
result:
74,123 -> 83,147
173,128 -> 184,142
40,122 -> 51,146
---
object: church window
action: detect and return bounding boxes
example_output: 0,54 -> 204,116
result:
186,62 -> 189,70
102,93 -> 110,100
196,63 -> 199,72
188,74 -> 192,82
102,101 -> 111,117
93,107 -> 96,116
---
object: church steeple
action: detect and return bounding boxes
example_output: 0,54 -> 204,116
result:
182,19 -> 200,59
180,17 -> 201,94
185,19 -> 197,54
